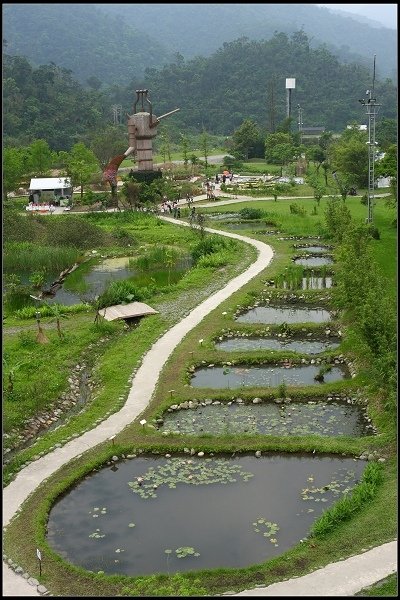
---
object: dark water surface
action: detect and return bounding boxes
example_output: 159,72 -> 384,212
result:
160,402 -> 371,437
294,257 -> 334,267
236,306 -> 333,324
216,337 -> 340,353
47,454 -> 364,576
191,364 -> 350,388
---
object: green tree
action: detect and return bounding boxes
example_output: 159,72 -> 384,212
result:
60,143 -> 99,200
376,144 -> 397,178
181,134 -> 189,166
332,171 -> 356,202
307,174 -> 325,205
265,132 -> 295,165
27,139 -> 55,176
328,127 -> 368,187
3,147 -> 26,197
231,119 -> 261,160
306,145 -> 325,172
200,130 -> 210,168
121,179 -> 141,210
375,118 -> 397,150
87,126 -> 127,169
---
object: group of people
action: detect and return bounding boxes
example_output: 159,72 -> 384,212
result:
160,198 -> 181,218
216,172 -> 234,184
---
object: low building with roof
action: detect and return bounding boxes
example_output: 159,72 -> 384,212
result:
29,177 -> 72,206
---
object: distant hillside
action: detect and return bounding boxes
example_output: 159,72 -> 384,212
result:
98,3 -> 397,79
136,33 -> 397,134
2,3 -> 174,86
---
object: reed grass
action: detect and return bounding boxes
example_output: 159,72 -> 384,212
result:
3,242 -> 80,273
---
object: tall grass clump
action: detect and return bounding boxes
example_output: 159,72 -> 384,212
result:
191,235 -> 229,263
130,245 -> 180,272
97,280 -> 152,308
43,215 -> 111,249
310,462 -> 384,538
13,303 -> 91,320
3,242 -> 80,273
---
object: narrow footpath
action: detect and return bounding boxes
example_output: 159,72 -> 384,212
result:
3,216 -> 396,597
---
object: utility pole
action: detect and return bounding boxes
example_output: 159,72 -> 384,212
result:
267,77 -> 276,133
111,104 -> 122,125
297,104 -> 304,144
359,56 -> 380,224
285,78 -> 296,123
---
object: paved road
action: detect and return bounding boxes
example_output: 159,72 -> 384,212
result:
3,216 -> 396,597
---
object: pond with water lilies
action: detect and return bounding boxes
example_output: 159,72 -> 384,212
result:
215,336 -> 340,354
46,454 -> 365,576
236,305 -> 333,324
159,400 -> 372,437
190,364 -> 350,389
293,257 -> 334,267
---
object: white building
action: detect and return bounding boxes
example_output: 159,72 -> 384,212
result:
29,177 -> 72,205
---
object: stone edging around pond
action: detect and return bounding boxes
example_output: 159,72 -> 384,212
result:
3,336 -> 112,462
156,392 -> 378,436
2,559 -> 51,596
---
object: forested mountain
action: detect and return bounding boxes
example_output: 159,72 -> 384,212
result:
3,31 -> 397,150
3,3 -> 397,88
3,54 -> 107,150
139,33 -> 397,134
98,3 -> 397,79
2,3 -> 173,86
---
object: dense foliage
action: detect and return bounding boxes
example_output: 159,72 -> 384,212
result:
3,30 -> 397,150
3,54 -> 107,150
3,3 -> 173,85
140,33 -> 397,134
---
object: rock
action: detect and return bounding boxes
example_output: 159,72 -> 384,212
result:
111,456 -> 118,462
37,585 -> 48,594
252,398 -> 262,404
28,578 -> 40,586
378,458 -> 386,463
255,450 -> 262,458
197,451 -> 205,457
165,454 -> 171,458
15,566 -> 23,574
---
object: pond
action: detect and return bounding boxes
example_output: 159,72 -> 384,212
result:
215,336 -> 340,354
48,255 -> 192,306
293,257 -> 334,267
236,305 -> 333,324
159,401 -> 371,437
190,364 -> 350,388
46,454 -> 365,576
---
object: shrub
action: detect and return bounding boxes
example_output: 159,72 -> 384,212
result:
289,203 -> 307,216
191,236 -> 227,263
44,216 -> 111,249
239,207 -> 265,220
97,280 -> 151,308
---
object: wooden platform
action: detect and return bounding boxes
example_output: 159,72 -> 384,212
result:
100,301 -> 158,322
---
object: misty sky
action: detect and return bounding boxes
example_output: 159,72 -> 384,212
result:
316,4 -> 397,29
